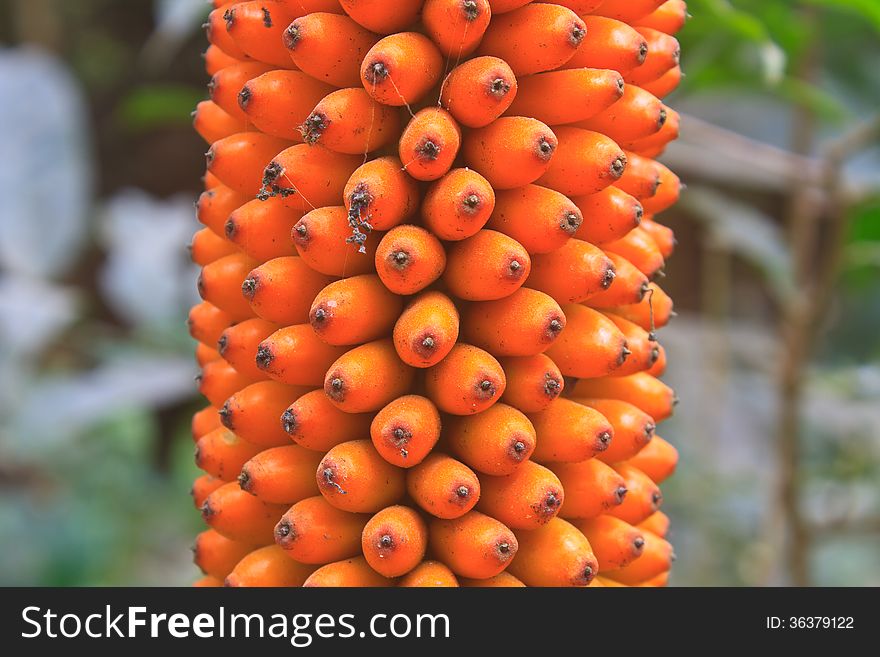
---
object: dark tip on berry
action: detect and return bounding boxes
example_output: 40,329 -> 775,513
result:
509,259 -> 522,275
326,376 -> 345,401
205,148 -> 215,166
421,336 -> 436,350
673,394 -> 680,407
456,486 -> 470,498
201,500 -> 214,518
601,267 -> 616,289
216,333 -> 228,356
615,486 -> 628,504
619,345 -> 631,365
489,77 -> 511,97
365,60 -> 389,83
638,41 -> 649,63
650,346 -> 660,364
217,400 -> 235,430
616,76 -> 625,95
634,204 -> 644,223
283,23 -> 300,49
611,156 -> 626,178
301,112 -> 328,144
658,108 -> 667,129
548,318 -> 564,335
196,272 -> 205,295
261,6 -> 273,28
255,345 -> 274,369
513,441 -> 526,454
537,136 -> 555,160
224,218 -> 236,239
262,161 -> 282,186
462,193 -> 481,212
418,139 -> 441,160
479,379 -> 494,392
223,8 -> 235,28
322,466 -> 346,494
281,409 -> 297,434
598,430 -> 612,448
545,493 -> 560,508
569,23 -> 586,47
498,542 -> 511,555
391,251 -> 409,268
638,281 -> 651,301
544,376 -> 561,398
194,372 -> 203,386
237,86 -> 251,110
312,307 -> 328,323
582,565 -> 594,583
634,536 -> 646,550
462,0 -> 479,20
379,534 -> 393,549
241,277 -> 257,299
293,222 -> 308,240
238,470 -> 251,491
652,491 -> 663,507
275,519 -> 291,539
673,47 -> 681,65
561,210 -> 581,234
645,422 -> 656,438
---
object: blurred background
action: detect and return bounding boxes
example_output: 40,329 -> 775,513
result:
0,0 -> 877,586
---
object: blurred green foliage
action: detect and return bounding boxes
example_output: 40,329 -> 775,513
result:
679,0 -> 880,119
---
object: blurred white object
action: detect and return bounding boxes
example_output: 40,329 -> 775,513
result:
9,353 -> 197,453
0,275 -> 78,358
99,189 -> 200,329
141,0 -> 210,69
0,48 -> 92,279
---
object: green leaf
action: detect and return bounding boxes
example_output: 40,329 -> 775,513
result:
801,0 -> 880,33
775,77 -> 850,121
116,85 -> 204,132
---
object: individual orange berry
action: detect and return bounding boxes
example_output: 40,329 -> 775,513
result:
421,168 -> 496,241
282,389 -> 374,452
375,225 -> 447,295
393,291 -> 460,368
370,395 -> 442,467
498,353 -> 564,413
275,495 -> 369,564
476,461 -> 564,530
429,511 -> 519,579
440,56 -> 518,129
443,230 -> 531,301
528,397 -> 614,464
406,453 -> 481,519
445,403 -> 536,475
361,505 -> 428,577
424,343 -> 506,415
309,275 -> 404,346
361,32 -> 444,107
552,458 -> 628,520
317,439 -> 406,513
460,287 -> 566,357
324,339 -> 415,413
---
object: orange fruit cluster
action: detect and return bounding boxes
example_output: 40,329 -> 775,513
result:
191,0 -> 684,588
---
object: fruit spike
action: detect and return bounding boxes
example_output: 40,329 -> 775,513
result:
190,0 -> 684,588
